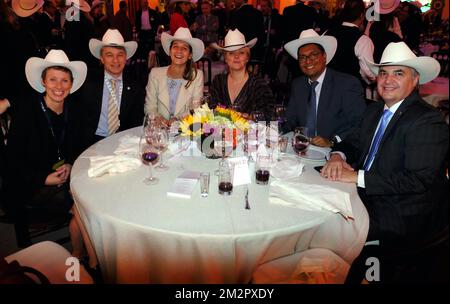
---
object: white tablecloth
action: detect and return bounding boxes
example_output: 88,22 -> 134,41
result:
70,127 -> 369,283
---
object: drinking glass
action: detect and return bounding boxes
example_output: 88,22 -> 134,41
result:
218,161 -> 233,195
255,153 -> 271,185
151,127 -> 170,171
139,135 -> 159,185
271,104 -> 287,132
250,110 -> 265,123
200,172 -> 210,197
292,126 -> 310,155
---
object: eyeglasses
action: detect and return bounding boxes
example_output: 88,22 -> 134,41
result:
298,51 -> 322,63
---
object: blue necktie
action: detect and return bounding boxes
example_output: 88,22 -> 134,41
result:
305,81 -> 319,137
363,109 -> 393,171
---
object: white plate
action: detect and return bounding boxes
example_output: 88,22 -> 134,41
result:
300,148 -> 326,160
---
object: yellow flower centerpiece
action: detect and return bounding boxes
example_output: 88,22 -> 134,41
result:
179,104 -> 250,157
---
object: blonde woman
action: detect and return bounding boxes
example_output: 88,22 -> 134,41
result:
144,27 -> 204,126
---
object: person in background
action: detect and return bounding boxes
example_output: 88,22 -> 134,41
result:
90,0 -> 110,39
5,50 -> 86,255
194,1 -> 219,46
321,42 -> 448,283
169,0 -> 194,35
284,29 -> 366,147
112,0 -> 133,42
145,27 -> 204,126
210,29 -> 274,118
135,0 -> 160,61
74,29 -> 145,149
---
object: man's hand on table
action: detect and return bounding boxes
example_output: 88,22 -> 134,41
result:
320,153 -> 357,183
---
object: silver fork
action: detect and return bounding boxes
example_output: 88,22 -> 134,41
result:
245,186 -> 250,210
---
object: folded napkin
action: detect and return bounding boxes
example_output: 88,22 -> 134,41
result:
269,181 -> 354,219
88,134 -> 142,178
114,135 -> 141,156
88,155 -> 142,178
271,157 -> 304,180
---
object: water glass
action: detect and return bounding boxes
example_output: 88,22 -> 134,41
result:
200,172 -> 210,197
255,153 -> 271,185
218,161 -> 233,195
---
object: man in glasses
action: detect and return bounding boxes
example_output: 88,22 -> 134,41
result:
284,29 -> 366,148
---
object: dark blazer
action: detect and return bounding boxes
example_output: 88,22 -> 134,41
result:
135,8 -> 160,36
74,71 -> 145,150
282,2 -> 319,43
5,94 -> 83,195
335,92 -> 449,244
285,68 -> 366,140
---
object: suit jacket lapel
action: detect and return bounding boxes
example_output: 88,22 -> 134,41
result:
316,70 -> 333,132
120,76 -> 131,117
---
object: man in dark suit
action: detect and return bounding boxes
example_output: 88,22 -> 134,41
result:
75,29 -> 145,150
229,0 -> 264,60
321,42 -> 448,252
282,0 -> 319,43
135,0 -> 160,60
284,29 -> 366,148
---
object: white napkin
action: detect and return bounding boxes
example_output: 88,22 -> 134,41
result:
114,135 -> 141,156
88,135 -> 142,177
88,155 -> 141,178
271,157 -> 304,180
269,181 -> 354,219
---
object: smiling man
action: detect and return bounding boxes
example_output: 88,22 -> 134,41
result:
74,29 -> 145,149
284,29 -> 366,147
321,42 -> 448,281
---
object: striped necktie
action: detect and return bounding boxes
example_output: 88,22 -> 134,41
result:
108,79 -> 120,135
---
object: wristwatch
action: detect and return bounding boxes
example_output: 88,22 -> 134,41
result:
330,136 -> 337,148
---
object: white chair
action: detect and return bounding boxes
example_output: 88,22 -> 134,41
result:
5,241 -> 94,284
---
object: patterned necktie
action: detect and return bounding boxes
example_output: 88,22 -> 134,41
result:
108,79 -> 120,135
305,81 -> 319,137
363,109 -> 393,171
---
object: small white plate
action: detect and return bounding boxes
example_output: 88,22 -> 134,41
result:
300,148 -> 326,160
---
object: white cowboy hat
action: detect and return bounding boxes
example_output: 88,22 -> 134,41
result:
89,29 -> 138,59
25,49 -> 87,93
161,27 -> 205,62
11,0 -> 44,17
284,29 -> 337,64
374,0 -> 400,15
211,29 -> 257,52
66,0 -> 91,13
367,42 -> 440,84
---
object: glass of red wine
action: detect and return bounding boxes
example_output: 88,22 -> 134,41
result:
292,126 -> 310,155
218,161 -> 233,195
151,126 -> 170,171
139,135 -> 159,185
255,153 -> 271,185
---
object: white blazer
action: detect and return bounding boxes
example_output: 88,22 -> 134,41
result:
144,66 -> 204,120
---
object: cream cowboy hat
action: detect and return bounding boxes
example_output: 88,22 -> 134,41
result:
161,27 -> 205,62
373,0 -> 400,15
367,42 -> 440,84
25,49 -> 87,94
11,0 -> 44,17
66,0 -> 91,13
284,29 -> 337,64
89,29 -> 138,59
211,29 -> 257,52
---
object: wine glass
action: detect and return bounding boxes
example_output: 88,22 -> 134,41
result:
292,127 -> 310,155
139,135 -> 159,185
152,126 -> 170,171
250,110 -> 265,123
271,104 -> 287,133
142,112 -> 156,139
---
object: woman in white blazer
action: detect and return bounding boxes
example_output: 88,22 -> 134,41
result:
144,27 -> 205,126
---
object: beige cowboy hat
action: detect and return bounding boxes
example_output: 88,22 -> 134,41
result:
284,29 -> 337,64
161,27 -> 205,62
211,29 -> 257,52
367,42 -> 440,84
66,0 -> 91,13
25,49 -> 87,93
11,0 -> 44,17
374,0 -> 400,15
89,29 -> 138,59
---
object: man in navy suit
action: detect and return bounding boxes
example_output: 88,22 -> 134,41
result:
321,42 -> 448,250
284,29 -> 366,148
135,0 -> 160,60
74,29 -> 145,150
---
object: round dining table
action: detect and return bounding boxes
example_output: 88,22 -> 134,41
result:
70,127 -> 369,283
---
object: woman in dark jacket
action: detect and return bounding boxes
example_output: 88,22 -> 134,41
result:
5,50 -> 87,256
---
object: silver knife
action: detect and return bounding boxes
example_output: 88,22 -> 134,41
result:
245,187 -> 250,210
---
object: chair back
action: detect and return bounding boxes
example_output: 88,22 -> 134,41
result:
197,57 -> 212,91
431,51 -> 449,77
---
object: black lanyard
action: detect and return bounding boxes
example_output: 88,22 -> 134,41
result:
39,99 -> 68,161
